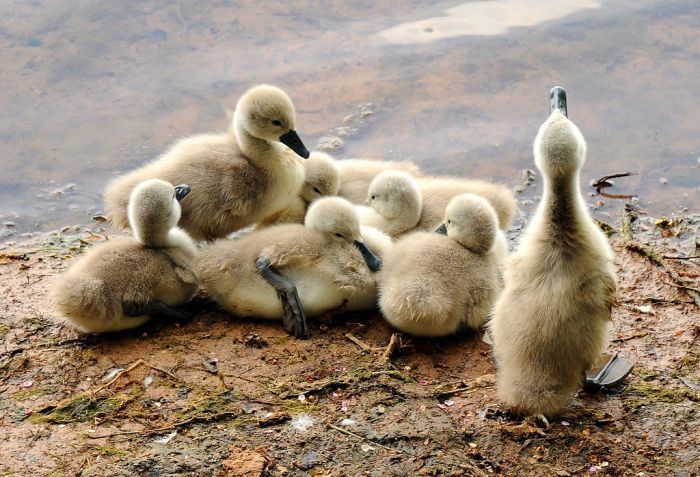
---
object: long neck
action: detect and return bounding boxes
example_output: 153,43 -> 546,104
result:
136,223 -> 195,252
543,173 -> 582,224
537,170 -> 589,249
233,110 -> 275,164
135,221 -> 171,248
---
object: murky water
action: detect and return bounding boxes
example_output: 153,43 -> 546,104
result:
1,0 -> 698,239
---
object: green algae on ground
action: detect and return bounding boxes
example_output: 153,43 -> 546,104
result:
30,391 -> 138,424
11,386 -> 52,400
622,369 -> 699,412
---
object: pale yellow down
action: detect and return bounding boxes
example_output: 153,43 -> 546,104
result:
105,84 -> 306,240
51,179 -> 199,333
490,110 -> 616,418
378,193 -> 502,337
197,197 -> 380,321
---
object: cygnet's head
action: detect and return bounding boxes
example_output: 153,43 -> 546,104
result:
234,84 -> 310,158
300,152 -> 340,203
534,88 -> 586,181
367,170 -> 422,225
443,193 -> 497,254
127,179 -> 191,247
305,197 -> 382,271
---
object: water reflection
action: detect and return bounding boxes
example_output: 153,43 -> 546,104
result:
379,0 -> 601,44
0,0 -> 698,239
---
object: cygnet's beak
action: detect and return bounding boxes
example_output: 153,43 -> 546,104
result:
279,130 -> 310,159
174,184 -> 191,202
434,223 -> 448,235
549,86 -> 567,117
354,240 -> 382,272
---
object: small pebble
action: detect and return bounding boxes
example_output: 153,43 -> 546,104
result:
659,177 -> 668,185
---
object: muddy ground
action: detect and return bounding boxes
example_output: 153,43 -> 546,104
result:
0,207 -> 698,476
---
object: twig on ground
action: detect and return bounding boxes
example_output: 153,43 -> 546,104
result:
612,332 -> 649,343
92,359 -> 180,394
92,359 -> 146,394
86,410 -> 240,439
662,255 -> 700,260
662,281 -> 700,294
327,423 -> 414,456
345,333 -> 372,352
381,333 -> 400,362
221,372 -> 277,394
625,241 -> 700,307
435,386 -> 470,398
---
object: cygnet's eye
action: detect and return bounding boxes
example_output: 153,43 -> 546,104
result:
371,195 -> 376,200
313,187 -> 321,194
447,219 -> 452,224
335,233 -> 344,239
271,119 -> 282,127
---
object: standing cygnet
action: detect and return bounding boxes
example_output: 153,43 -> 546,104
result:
378,194 -> 501,337
52,179 -> 199,333
197,197 -> 381,338
490,87 -> 617,418
336,158 -> 422,204
105,85 -> 310,240
257,151 -> 340,226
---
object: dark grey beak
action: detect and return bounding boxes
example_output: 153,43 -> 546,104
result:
279,129 -> 310,159
434,223 -> 448,235
174,184 -> 191,202
354,240 -> 382,272
549,86 -> 567,117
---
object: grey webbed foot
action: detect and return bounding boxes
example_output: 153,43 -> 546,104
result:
256,256 -> 309,339
584,353 -> 634,392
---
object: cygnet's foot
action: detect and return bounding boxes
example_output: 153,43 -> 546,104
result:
122,300 -> 193,321
583,353 -> 635,393
279,286 -> 309,339
256,256 -> 309,339
519,414 -> 550,430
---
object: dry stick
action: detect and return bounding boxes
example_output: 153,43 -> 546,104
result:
625,241 -> 700,307
662,281 -> 700,294
86,410 -> 240,439
435,386 -> 470,398
221,372 -> 277,394
145,362 -> 179,382
345,333 -> 372,351
92,359 -> 146,394
92,359 -> 180,394
327,423 -> 414,456
612,332 -> 649,343
663,255 -> 700,260
381,334 -> 400,362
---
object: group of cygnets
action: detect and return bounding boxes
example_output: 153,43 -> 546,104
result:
51,85 -> 622,419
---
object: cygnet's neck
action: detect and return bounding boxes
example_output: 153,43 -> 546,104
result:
135,221 -> 195,253
540,169 -> 586,230
233,110 -> 276,164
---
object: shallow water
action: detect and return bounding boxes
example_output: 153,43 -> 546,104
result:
1,0 -> 698,238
